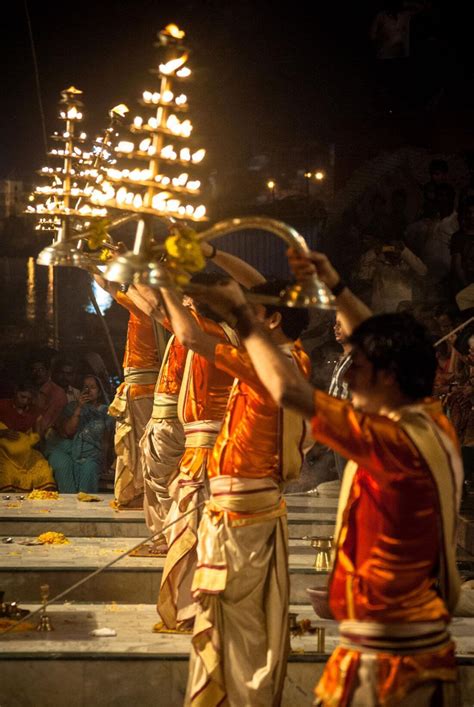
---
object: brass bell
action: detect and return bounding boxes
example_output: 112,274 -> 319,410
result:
310,537 -> 333,572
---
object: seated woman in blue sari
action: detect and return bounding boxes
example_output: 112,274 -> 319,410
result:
47,375 -> 114,493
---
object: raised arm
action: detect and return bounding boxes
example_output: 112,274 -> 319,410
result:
201,242 -> 266,288
287,248 -> 372,336
190,249 -> 371,417
123,284 -> 167,323
191,279 -> 315,417
159,287 -> 220,361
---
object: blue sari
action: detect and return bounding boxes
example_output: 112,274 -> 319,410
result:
47,403 -> 114,493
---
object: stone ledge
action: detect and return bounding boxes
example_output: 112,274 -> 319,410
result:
458,514 -> 474,556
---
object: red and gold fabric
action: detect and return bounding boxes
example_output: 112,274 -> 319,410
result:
310,392 -> 463,706
0,398 -> 40,434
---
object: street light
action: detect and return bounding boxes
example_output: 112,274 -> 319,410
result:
267,179 -> 276,203
315,171 -> 325,181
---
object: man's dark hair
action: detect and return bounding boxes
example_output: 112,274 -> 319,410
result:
190,271 -> 227,286
348,313 -> 436,400
429,159 -> 448,175
250,280 -> 309,341
189,271 -> 229,321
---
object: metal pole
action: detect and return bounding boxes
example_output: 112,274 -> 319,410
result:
53,268 -> 60,349
88,277 -> 122,379
434,316 -> 474,347
0,500 -> 206,637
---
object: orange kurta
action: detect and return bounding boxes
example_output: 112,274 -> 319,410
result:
176,314 -> 236,488
156,336 -> 187,396
115,291 -> 160,399
310,391 -> 460,706
185,341 -> 310,707
109,292 -> 161,507
210,340 -> 311,482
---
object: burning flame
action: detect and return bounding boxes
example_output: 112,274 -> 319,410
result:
159,54 -> 189,75
164,24 -> 185,40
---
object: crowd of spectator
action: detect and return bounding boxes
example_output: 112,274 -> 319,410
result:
0,350 -> 115,493
325,156 -> 474,490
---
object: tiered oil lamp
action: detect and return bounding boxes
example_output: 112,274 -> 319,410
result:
28,87 -> 101,266
29,89 -> 130,267
98,24 -> 208,285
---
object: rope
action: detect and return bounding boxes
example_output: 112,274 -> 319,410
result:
0,488 -> 322,637
23,0 -> 48,157
0,500 -> 206,637
434,316 -> 474,347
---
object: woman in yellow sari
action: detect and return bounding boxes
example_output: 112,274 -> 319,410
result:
0,382 -> 56,492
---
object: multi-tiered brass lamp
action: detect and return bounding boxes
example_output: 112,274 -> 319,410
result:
96,24 -> 208,285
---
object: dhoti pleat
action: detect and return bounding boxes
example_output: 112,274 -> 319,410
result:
111,393 -> 153,507
157,447 -> 210,629
185,508 -> 290,707
140,417 -> 185,535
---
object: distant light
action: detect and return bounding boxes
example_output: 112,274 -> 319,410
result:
315,171 -> 325,181
86,280 -> 113,315
267,180 -> 276,189
304,172 -> 312,179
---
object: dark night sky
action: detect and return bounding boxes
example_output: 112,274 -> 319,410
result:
1,1 -> 473,179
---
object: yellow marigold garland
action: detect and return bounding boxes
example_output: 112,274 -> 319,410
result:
164,225 -> 205,285
36,531 -> 70,545
28,490 -> 59,500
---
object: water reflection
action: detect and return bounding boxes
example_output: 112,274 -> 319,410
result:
47,265 -> 55,346
0,257 -> 125,354
26,257 -> 36,324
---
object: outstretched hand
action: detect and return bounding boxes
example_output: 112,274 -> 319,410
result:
287,248 -> 340,289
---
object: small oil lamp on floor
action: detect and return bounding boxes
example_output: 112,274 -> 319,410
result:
36,584 -> 54,632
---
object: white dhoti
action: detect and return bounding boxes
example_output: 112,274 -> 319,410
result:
109,368 -> 157,507
157,421 -> 219,629
185,476 -> 289,707
140,393 -> 185,535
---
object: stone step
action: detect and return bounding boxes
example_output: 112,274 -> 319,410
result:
0,537 -> 329,605
0,493 -> 337,539
458,513 -> 474,556
0,603 -> 473,707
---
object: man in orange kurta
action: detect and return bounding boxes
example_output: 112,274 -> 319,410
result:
207,255 -> 463,707
101,284 -> 161,508
157,311 -> 238,629
158,280 -> 310,705
131,245 -> 266,619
